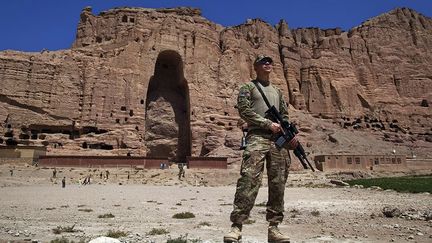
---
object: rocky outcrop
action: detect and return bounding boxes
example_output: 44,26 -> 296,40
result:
0,7 -> 431,162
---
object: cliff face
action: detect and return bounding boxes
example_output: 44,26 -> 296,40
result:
0,7 -> 431,161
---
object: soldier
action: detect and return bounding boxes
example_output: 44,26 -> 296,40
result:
224,55 -> 298,243
178,163 -> 185,180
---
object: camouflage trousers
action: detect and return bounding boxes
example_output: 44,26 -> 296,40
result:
230,133 -> 291,225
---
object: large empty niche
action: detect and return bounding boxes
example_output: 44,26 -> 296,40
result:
144,50 -> 191,162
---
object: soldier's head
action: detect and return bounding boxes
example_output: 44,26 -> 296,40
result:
254,55 -> 273,75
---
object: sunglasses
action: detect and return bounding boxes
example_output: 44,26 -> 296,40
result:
258,61 -> 272,65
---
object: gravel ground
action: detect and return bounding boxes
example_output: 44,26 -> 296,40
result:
0,165 -> 431,243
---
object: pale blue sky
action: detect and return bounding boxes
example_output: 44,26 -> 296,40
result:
1,0 -> 431,51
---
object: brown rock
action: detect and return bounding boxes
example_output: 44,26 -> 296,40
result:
0,7 -> 431,162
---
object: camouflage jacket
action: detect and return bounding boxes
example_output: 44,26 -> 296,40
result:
237,80 -> 289,132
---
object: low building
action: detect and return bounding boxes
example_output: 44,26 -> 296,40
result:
314,154 -> 407,172
186,156 -> 227,169
0,146 -> 47,164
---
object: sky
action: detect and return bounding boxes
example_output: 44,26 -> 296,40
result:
1,0 -> 431,52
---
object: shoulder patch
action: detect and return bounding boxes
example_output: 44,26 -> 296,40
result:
239,89 -> 250,97
238,82 -> 255,97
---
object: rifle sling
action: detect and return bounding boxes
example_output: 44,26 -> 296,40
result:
251,80 -> 274,110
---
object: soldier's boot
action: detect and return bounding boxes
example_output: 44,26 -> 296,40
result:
223,224 -> 242,242
268,225 -> 290,243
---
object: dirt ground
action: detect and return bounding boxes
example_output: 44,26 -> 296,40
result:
0,163 -> 431,243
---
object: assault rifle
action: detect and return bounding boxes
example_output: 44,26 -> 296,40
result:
252,80 -> 315,171
265,106 -> 315,172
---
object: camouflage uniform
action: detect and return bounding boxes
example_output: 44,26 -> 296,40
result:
230,80 -> 291,225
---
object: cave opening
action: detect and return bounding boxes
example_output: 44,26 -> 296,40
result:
144,50 -> 191,163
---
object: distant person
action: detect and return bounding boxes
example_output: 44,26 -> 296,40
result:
105,170 -> 110,180
127,171 -> 130,180
83,175 -> 90,185
52,168 -> 57,178
62,177 -> 66,188
100,171 -> 103,179
178,163 -> 186,180
223,55 -> 297,243
10,169 -> 13,176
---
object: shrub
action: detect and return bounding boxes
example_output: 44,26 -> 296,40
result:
147,228 -> 169,235
290,208 -> 301,218
311,210 -> 320,217
50,237 -> 86,243
172,212 -> 195,219
52,225 -> 78,234
78,208 -> 93,212
106,230 -> 127,238
98,213 -> 115,218
166,234 -> 201,243
198,221 -> 211,227
167,235 -> 187,243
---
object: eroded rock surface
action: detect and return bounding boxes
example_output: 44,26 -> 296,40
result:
0,7 -> 431,162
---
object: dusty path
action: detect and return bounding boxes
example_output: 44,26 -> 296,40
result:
0,164 -> 431,242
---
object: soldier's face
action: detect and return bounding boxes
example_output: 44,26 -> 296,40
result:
255,61 -> 273,74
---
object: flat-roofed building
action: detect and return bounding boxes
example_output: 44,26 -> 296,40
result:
314,154 -> 407,172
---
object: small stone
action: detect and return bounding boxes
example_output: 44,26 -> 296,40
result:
382,206 -> 401,218
330,179 -> 349,186
408,235 -> 414,240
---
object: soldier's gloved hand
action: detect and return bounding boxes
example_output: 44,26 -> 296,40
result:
286,136 -> 299,150
270,122 -> 282,133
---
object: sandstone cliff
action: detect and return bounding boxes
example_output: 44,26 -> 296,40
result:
0,6 -> 430,164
